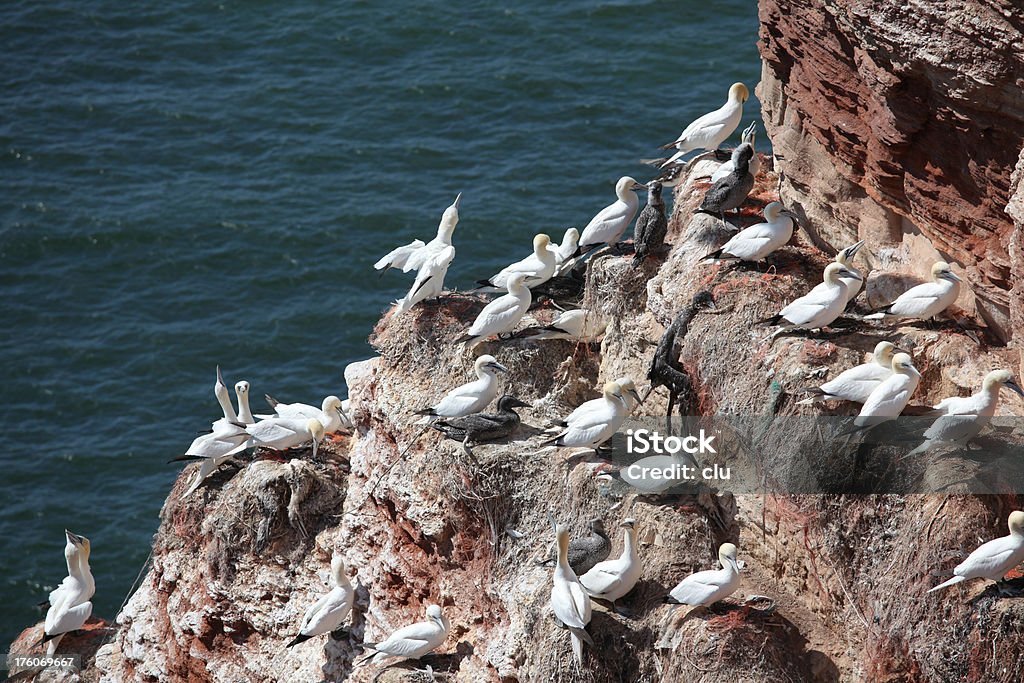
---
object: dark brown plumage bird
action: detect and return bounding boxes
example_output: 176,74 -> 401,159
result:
632,181 -> 668,267
697,145 -> 754,226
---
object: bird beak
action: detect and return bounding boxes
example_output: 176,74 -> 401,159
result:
1006,380 -> 1024,397
631,181 -> 645,191
217,365 -> 225,386
635,386 -> 654,408
841,268 -> 863,281
452,192 -> 462,210
509,398 -> 531,409
629,388 -> 642,404
945,271 -> 963,283
728,557 -> 740,573
619,520 -> 634,529
489,362 -> 509,374
845,239 -> 866,257
65,530 -> 84,546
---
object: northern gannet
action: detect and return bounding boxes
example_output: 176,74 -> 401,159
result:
456,273 -> 531,347
850,353 -> 920,431
864,261 -> 962,322
614,376 -> 643,415
709,122 -> 760,182
543,382 -> 629,451
632,181 -> 668,267
541,519 -> 612,576
578,177 -> 644,250
796,341 -> 900,405
431,395 -> 529,455
415,355 -> 508,418
579,519 -> 642,609
550,523 -> 593,667
809,240 -> 866,305
929,511 -> 1024,593
244,418 -> 326,459
553,227 -> 581,275
211,369 -> 254,430
358,604 -> 450,665
760,262 -> 862,335
173,421 -> 252,499
657,83 -> 749,167
476,234 -> 556,291
395,244 -> 456,314
260,395 -> 349,433
513,308 -> 606,342
905,370 -> 1024,457
702,202 -> 794,263
235,381 -> 255,425
696,145 -> 755,223
374,193 -> 461,273
215,365 -> 237,423
287,552 -> 354,647
43,530 -> 95,656
664,543 -> 741,608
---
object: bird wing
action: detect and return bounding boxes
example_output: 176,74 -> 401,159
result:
300,587 -> 353,637
668,569 -> 722,605
551,579 -> 590,629
273,403 -> 319,420
579,559 -> 624,596
673,102 -> 733,148
580,201 -> 632,246
858,378 -> 913,418
954,536 -> 1024,580
563,397 -> 603,426
374,622 -> 442,657
885,282 -> 948,317
247,420 -> 301,447
375,240 -> 425,271
778,286 -> 843,327
433,379 -> 490,417
819,365 -> 891,403
467,293 -> 528,337
46,600 -> 92,636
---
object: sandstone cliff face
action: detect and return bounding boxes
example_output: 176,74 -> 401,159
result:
758,0 -> 1024,343
10,3 -> 1024,682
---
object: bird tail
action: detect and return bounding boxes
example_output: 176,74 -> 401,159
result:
540,431 -> 566,447
863,304 -> 893,321
755,314 -> 783,327
44,634 -> 63,656
454,333 -> 475,345
701,248 -> 725,261
794,388 -> 827,406
569,627 -> 592,666
414,407 -> 437,417
286,633 -> 313,648
167,454 -> 205,463
641,156 -> 670,167
928,575 -> 965,593
663,595 -> 682,605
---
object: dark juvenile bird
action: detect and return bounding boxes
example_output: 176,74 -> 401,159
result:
431,394 -> 529,456
538,518 -> 612,576
644,290 -> 716,433
632,181 -> 668,267
697,145 -> 754,227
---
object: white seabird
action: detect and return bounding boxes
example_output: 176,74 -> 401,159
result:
849,352 -> 920,432
234,381 -> 255,425
796,341 -> 901,405
514,308 -> 606,342
702,201 -> 794,263
709,121 -> 760,182
214,365 -> 237,423
905,370 -> 1024,457
550,523 -> 593,667
358,604 -> 450,665
395,244 -> 456,314
244,417 -> 326,458
477,234 -> 556,291
543,382 -> 629,451
553,227 -> 581,275
613,376 -> 643,415
657,83 -> 749,167
864,261 -> 962,322
174,422 -> 252,499
260,395 -> 349,433
761,262 -> 862,336
579,519 -> 642,609
578,177 -> 644,250
456,273 -> 532,347
374,193 -> 461,274
929,511 -> 1024,593
415,354 -> 508,418
287,552 -> 354,647
43,530 -> 95,656
665,542 -> 741,608
808,240 -> 866,305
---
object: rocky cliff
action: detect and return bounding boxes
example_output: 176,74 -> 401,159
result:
9,1 -> 1024,682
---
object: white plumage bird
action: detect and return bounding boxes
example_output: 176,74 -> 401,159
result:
579,519 -> 642,608
287,552 -> 354,647
761,262 -> 862,335
905,369 -> 1024,457
43,530 -> 95,656
374,193 -> 461,273
243,418 -> 326,458
544,382 -> 629,451
175,422 -> 252,499
457,273 -> 531,347
657,82 -> 749,167
477,234 -> 556,291
514,308 -> 606,342
550,523 -> 593,668
796,341 -> 901,405
703,202 -> 794,263
808,240 -> 866,304
395,244 -> 456,314
665,543 -> 741,608
929,511 -> 1024,593
864,261 -> 962,322
358,604 -> 450,665
578,177 -> 644,250
259,395 -> 349,433
415,354 -> 508,418
850,353 -> 920,431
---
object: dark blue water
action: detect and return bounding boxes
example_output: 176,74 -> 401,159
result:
0,0 -> 761,645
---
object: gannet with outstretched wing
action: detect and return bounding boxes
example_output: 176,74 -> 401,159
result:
374,193 -> 461,273
395,244 -> 456,314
